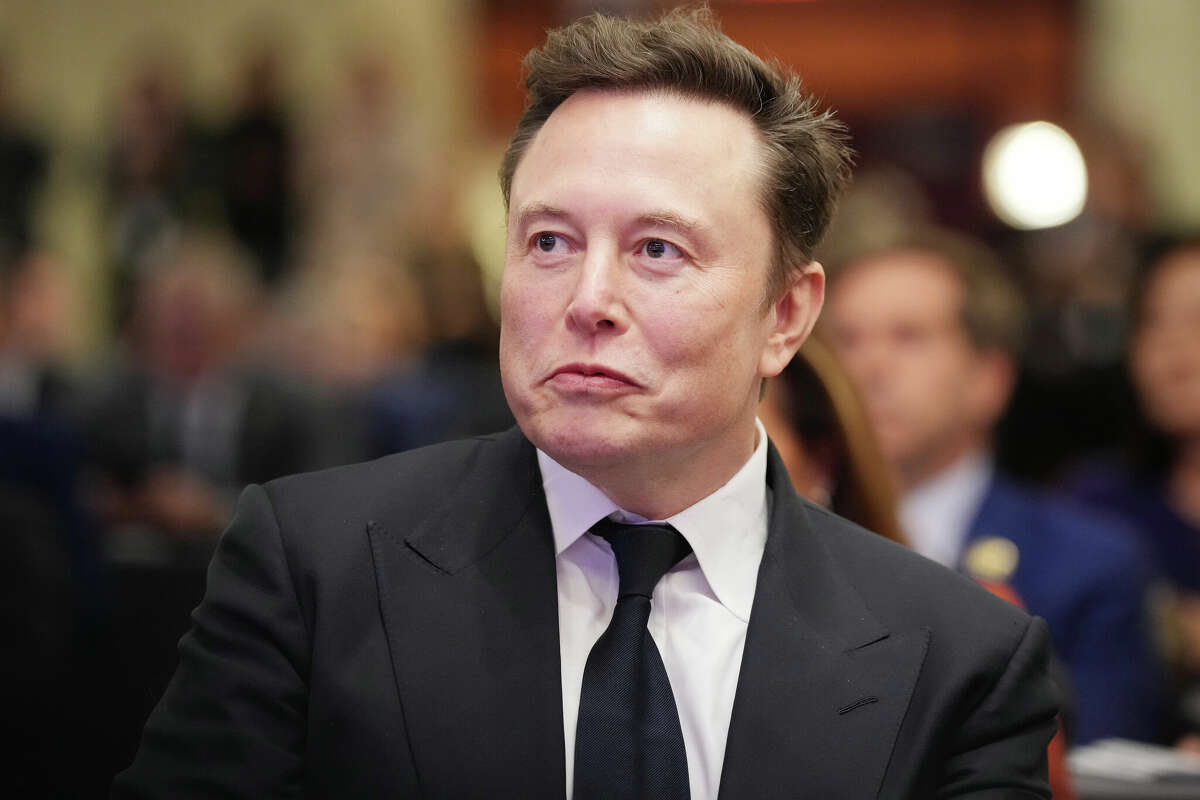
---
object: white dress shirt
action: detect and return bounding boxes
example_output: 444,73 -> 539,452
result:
900,451 -> 994,568
539,420 -> 770,800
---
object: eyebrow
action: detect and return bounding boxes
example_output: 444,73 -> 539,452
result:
513,202 -> 569,231
512,203 -> 712,244
636,210 -> 709,238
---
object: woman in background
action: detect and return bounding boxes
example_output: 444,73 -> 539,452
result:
1065,239 -> 1200,741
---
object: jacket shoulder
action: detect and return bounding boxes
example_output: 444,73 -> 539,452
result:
256,428 -> 535,549
804,501 -> 1034,635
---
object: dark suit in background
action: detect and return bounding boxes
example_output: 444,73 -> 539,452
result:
965,476 -> 1165,744
1,415 -> 108,796
79,362 -> 321,504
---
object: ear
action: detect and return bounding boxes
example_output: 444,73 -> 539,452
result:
758,262 -> 825,378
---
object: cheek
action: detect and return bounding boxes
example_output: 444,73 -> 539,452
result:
654,308 -> 753,389
1129,344 -> 1159,396
910,346 -> 969,393
501,271 -> 553,341
499,291 -> 542,381
879,357 -> 954,429
656,282 -> 765,359
1134,350 -> 1176,410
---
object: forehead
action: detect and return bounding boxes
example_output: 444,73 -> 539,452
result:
835,250 -> 964,321
508,88 -> 769,224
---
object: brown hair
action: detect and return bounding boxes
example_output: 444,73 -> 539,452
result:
836,226 -> 1028,357
499,6 -> 853,301
771,335 -> 906,545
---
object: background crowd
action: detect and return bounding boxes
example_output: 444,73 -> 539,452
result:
1,0 -> 1198,795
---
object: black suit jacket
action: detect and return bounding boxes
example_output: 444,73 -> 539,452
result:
78,362 -> 319,492
114,427 -> 1058,798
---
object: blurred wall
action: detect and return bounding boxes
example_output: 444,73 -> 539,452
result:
1083,0 -> 1200,231
0,0 -> 474,351
3,0 -> 1199,354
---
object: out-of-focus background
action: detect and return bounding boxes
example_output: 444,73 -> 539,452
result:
2,0 -> 1199,795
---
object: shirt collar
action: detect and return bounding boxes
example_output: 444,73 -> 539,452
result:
900,450 -> 994,568
537,419 -> 770,623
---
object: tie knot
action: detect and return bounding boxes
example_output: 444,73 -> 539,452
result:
591,519 -> 693,599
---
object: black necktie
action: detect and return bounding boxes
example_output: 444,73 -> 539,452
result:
573,519 -> 693,800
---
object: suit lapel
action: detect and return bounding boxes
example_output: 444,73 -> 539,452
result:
719,449 -> 930,799
367,429 -> 566,798
365,432 -> 930,797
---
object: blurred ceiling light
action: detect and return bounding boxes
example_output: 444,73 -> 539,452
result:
982,121 -> 1088,230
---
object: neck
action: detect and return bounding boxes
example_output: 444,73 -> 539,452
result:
1169,436 -> 1200,528
576,423 -> 759,520
899,436 -> 988,493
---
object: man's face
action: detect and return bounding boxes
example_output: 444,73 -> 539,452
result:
827,252 -> 1002,483
500,89 -> 812,485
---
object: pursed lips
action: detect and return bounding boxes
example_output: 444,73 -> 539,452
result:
547,363 -> 641,391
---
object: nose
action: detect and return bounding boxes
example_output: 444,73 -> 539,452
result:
566,247 -> 626,334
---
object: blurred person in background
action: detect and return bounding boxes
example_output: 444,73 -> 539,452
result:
826,227 -> 1166,745
1064,239 -> 1200,741
219,44 -> 296,286
0,248 -> 76,418
261,245 -> 432,467
1,246 -> 107,797
0,247 -> 100,614
297,51 -> 424,265
285,249 -> 428,390
77,230 -> 320,566
759,335 -> 905,545
73,230 -> 334,782
266,239 -> 516,467
0,57 -> 48,253
105,58 -> 215,331
364,244 -> 513,456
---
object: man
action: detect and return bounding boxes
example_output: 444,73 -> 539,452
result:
115,10 -> 1058,798
826,228 -> 1163,745
79,232 -> 323,564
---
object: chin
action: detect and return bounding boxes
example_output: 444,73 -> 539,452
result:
520,411 -> 644,471
538,427 -> 633,469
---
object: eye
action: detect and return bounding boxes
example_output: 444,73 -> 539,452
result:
641,238 -> 683,260
535,232 -> 567,253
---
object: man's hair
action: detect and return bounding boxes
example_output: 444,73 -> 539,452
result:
838,227 -> 1028,357
499,6 -> 853,301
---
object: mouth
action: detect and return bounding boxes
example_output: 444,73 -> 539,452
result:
548,363 -> 641,391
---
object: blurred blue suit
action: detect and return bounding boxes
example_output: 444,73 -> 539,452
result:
964,475 -> 1165,745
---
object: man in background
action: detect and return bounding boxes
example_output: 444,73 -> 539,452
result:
827,227 -> 1164,745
